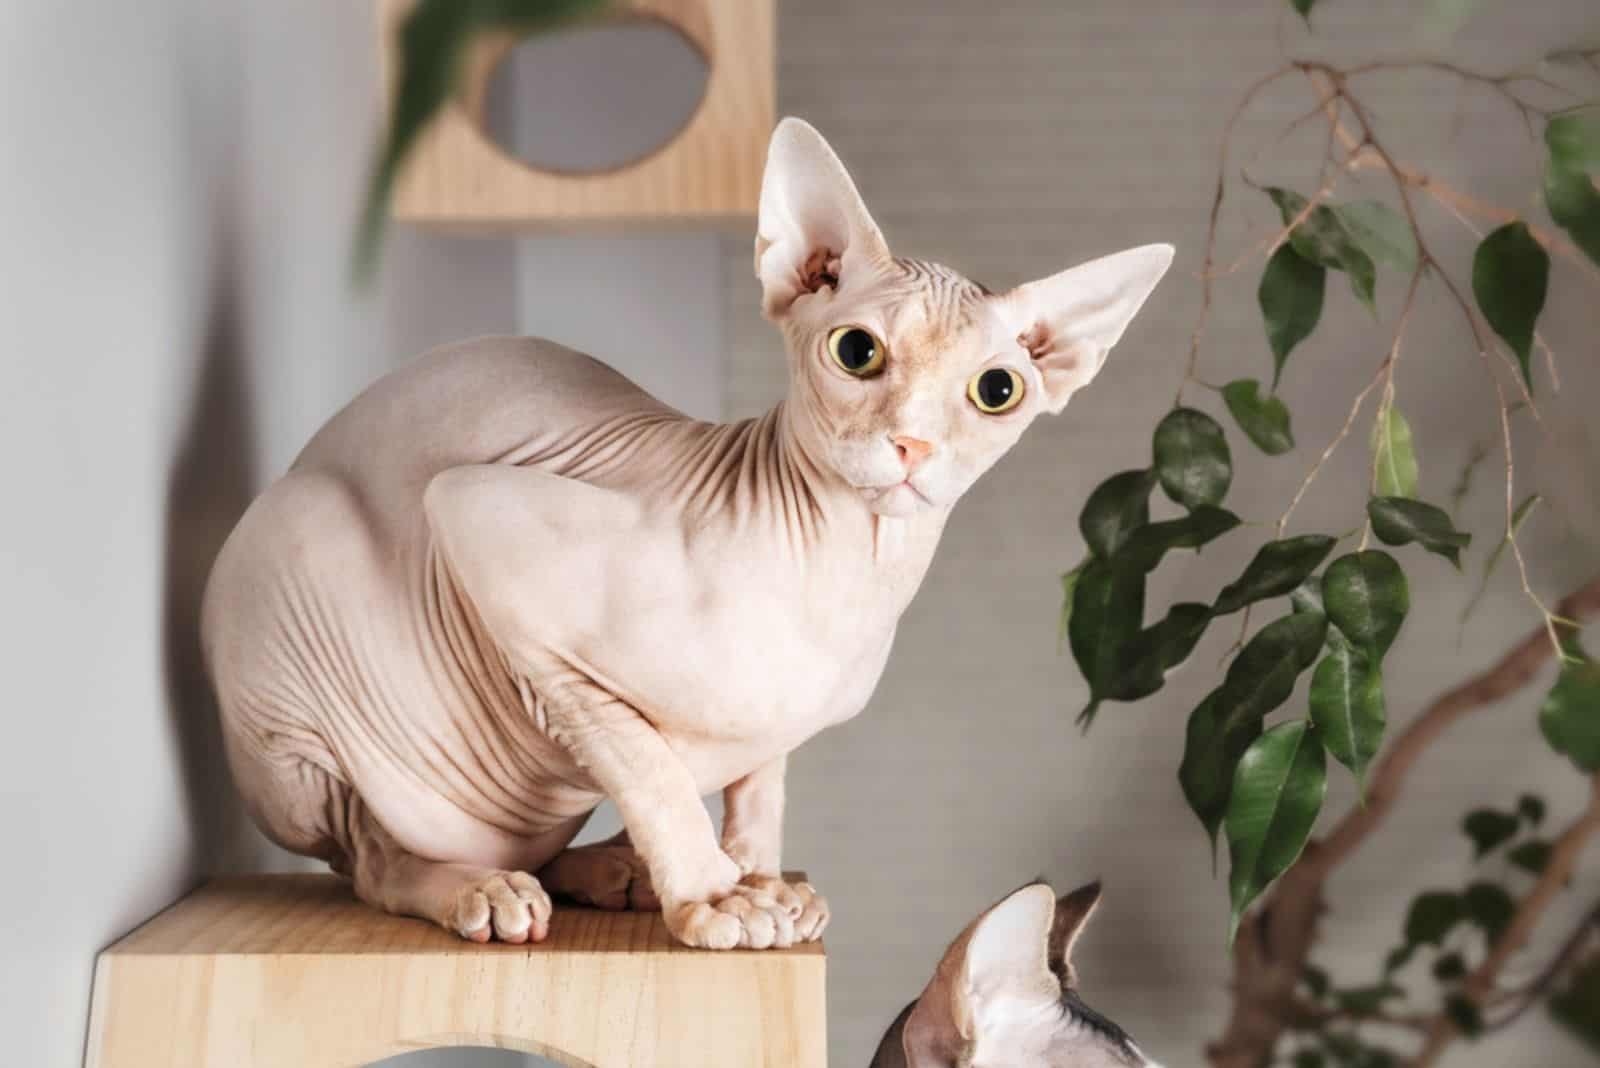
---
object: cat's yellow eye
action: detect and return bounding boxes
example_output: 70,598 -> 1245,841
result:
827,326 -> 886,377
967,367 -> 1025,414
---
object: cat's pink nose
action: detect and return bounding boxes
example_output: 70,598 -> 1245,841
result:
892,435 -> 933,474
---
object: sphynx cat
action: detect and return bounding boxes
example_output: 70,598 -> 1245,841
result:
202,118 -> 1173,949
870,882 -> 1163,1067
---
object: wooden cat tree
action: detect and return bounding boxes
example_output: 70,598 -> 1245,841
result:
87,3 -> 810,1064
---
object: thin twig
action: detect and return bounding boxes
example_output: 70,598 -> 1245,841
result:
1483,899 -> 1600,1032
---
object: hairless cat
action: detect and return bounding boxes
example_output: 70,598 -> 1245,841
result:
202,118 -> 1173,949
870,882 -> 1163,1067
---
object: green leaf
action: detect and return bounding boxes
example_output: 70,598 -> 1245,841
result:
1291,577 -> 1325,618
1226,720 -> 1327,940
1258,244 -> 1326,386
1265,187 -> 1377,312
1214,535 -> 1338,615
1508,839 -> 1552,875
1115,506 -> 1242,573
1336,982 -> 1405,1015
1550,956 -> 1600,1054
1472,222 -> 1549,390
1153,408 -> 1233,510
1106,602 -> 1215,702
1370,405 -> 1419,500
1517,793 -> 1546,827
1384,943 -> 1416,975
1433,952 -> 1467,982
1334,200 -> 1420,274
1405,891 -> 1463,947
1303,964 -> 1331,998
1544,159 -> 1600,272
1069,560 -> 1146,725
1461,809 -> 1520,858
1290,0 -> 1317,22
1309,643 -> 1386,786
1539,644 -> 1600,772
1080,469 -> 1156,558
1293,1051 -> 1326,1068
1222,379 -> 1296,455
1445,994 -> 1484,1037
1463,882 -> 1515,943
1546,107 -> 1600,170
353,0 -> 612,281
1368,497 -> 1472,569
1180,689 -> 1245,850
1323,551 -> 1409,658
1058,563 -> 1087,650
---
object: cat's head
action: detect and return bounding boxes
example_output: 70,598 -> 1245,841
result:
756,119 -> 1173,517
869,882 -> 1162,1068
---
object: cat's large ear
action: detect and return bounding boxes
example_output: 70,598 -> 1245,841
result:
754,117 -> 892,318
907,884 -> 1060,1049
1047,880 -> 1103,988
996,244 -> 1175,412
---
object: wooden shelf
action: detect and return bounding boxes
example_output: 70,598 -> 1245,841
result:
379,0 -> 775,230
87,874 -> 826,1067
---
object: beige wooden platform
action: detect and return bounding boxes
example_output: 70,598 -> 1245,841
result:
86,874 -> 826,1068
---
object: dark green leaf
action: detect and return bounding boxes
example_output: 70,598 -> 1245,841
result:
1059,562 -> 1086,650
1461,809 -> 1520,858
1292,1051 -> 1326,1068
1258,244 -> 1325,386
1539,644 -> 1600,772
1545,159 -> 1600,271
1154,408 -> 1233,509
1180,689 -> 1247,850
1368,497 -> 1472,569
1222,379 -> 1296,455
1069,559 -> 1146,725
1080,469 -> 1156,558
1290,0 -> 1316,22
1433,952 -> 1467,982
1335,982 -> 1405,1015
1445,994 -> 1484,1037
1115,507 -> 1242,573
1384,943 -> 1416,975
1463,882 -> 1515,944
1550,956 -> 1600,1054
1303,963 -> 1331,998
1518,793 -> 1546,827
1405,891 -> 1463,947
1321,1033 -> 1400,1068
1335,200 -> 1420,274
1106,603 -> 1215,701
1508,839 -> 1552,875
1323,551 -> 1409,658
1226,720 -> 1327,940
1546,107 -> 1600,170
1472,222 -> 1549,390
1215,535 -> 1338,615
354,0 -> 611,280
1309,643 -> 1386,786
1370,405 -> 1419,500
1291,577 -> 1324,618
1265,187 -> 1377,312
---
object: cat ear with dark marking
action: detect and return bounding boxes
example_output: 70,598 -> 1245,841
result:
754,117 -> 892,319
1048,880 -> 1103,988
996,244 -> 1175,413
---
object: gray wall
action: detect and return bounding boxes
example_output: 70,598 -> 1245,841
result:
724,2 -> 1600,1066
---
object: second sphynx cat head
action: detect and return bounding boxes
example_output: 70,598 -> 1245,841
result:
870,882 -> 1162,1068
754,118 -> 1174,518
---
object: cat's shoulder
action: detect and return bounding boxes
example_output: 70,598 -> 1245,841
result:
408,334 -> 658,404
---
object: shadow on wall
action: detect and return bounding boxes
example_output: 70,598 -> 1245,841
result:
161,221 -> 261,878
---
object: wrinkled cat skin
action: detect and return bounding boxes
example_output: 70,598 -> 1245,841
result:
202,118 -> 1173,949
870,883 -> 1163,1068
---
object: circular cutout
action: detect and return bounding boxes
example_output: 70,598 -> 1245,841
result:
479,20 -> 709,175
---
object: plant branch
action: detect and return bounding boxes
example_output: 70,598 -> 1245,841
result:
1482,898 -> 1600,1033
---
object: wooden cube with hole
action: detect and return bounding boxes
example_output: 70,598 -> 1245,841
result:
86,874 -> 826,1067
379,0 -> 774,229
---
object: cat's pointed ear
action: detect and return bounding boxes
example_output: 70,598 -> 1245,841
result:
914,884 -> 1060,1042
996,244 -> 1174,412
1047,880 -> 1103,988
754,117 -> 892,318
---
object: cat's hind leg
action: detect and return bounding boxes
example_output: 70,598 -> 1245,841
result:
539,831 -> 660,911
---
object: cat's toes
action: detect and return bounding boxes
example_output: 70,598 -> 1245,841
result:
448,871 -> 552,944
540,844 -> 658,911
741,875 -> 830,942
665,882 -> 814,950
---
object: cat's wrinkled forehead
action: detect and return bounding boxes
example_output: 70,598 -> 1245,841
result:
873,257 -> 997,359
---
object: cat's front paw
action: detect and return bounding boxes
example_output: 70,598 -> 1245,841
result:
447,871 -> 553,944
663,875 -> 829,949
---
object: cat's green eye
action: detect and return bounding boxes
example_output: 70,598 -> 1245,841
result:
968,367 -> 1025,414
827,326 -> 885,377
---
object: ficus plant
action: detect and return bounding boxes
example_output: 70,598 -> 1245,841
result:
1061,6 -> 1600,1067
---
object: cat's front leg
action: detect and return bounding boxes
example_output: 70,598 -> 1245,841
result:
722,755 -> 830,941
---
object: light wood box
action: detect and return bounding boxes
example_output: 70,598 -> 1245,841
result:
379,0 -> 775,230
86,874 -> 826,1067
